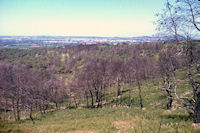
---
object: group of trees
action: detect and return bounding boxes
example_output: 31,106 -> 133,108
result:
70,54 -> 155,108
0,62 -> 66,121
0,0 -> 199,124
0,43 -> 160,120
0,40 -> 199,123
156,0 -> 200,123
0,41 -> 199,123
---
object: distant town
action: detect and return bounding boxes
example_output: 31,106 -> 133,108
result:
0,36 -> 165,48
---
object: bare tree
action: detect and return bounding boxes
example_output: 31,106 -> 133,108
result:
156,0 -> 183,42
0,62 -> 13,120
182,39 -> 200,123
176,0 -> 200,32
158,47 -> 183,109
155,0 -> 200,123
126,55 -> 149,108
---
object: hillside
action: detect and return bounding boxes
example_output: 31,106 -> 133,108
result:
0,42 -> 200,132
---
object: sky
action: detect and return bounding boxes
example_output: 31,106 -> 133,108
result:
0,0 -> 165,37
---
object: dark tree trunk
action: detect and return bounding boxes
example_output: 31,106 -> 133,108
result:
117,78 -> 120,97
29,106 -> 33,122
95,88 -> 99,103
17,110 -> 20,121
166,80 -> 173,109
89,90 -> 94,108
186,40 -> 200,123
97,86 -> 103,108
194,93 -> 200,123
186,40 -> 200,122
39,105 -> 43,115
16,99 -> 20,121
43,104 -> 48,113
167,95 -> 173,109
55,102 -> 58,110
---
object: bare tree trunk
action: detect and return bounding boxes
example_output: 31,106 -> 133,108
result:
39,105 -> 43,115
187,63 -> 200,123
188,64 -> 198,99
186,40 -> 200,123
128,89 -> 131,107
95,88 -> 99,103
98,86 -> 103,108
169,56 -> 179,100
17,109 -> 20,121
188,2 -> 200,32
194,93 -> 200,123
166,80 -> 173,109
86,96 -> 89,108
12,99 -> 17,121
117,78 -> 120,97
137,80 -> 143,108
89,90 -> 94,108
73,97 -> 77,108
29,106 -> 33,122
172,71 -> 179,100
167,1 -> 179,43
97,88 -> 101,108
43,105 -> 47,113
16,99 -> 20,121
55,102 -> 58,110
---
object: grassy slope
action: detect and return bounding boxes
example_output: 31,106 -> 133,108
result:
0,44 -> 199,133
1,69 -> 200,133
0,108 -> 195,133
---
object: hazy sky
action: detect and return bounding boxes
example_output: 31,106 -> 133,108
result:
0,0 -> 165,37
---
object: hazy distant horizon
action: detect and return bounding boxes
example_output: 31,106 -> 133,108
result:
0,0 -> 165,37
0,35 -> 155,38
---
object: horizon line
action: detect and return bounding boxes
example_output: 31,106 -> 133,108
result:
0,34 -> 155,38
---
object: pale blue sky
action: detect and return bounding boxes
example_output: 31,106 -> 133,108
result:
0,0 -> 165,37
